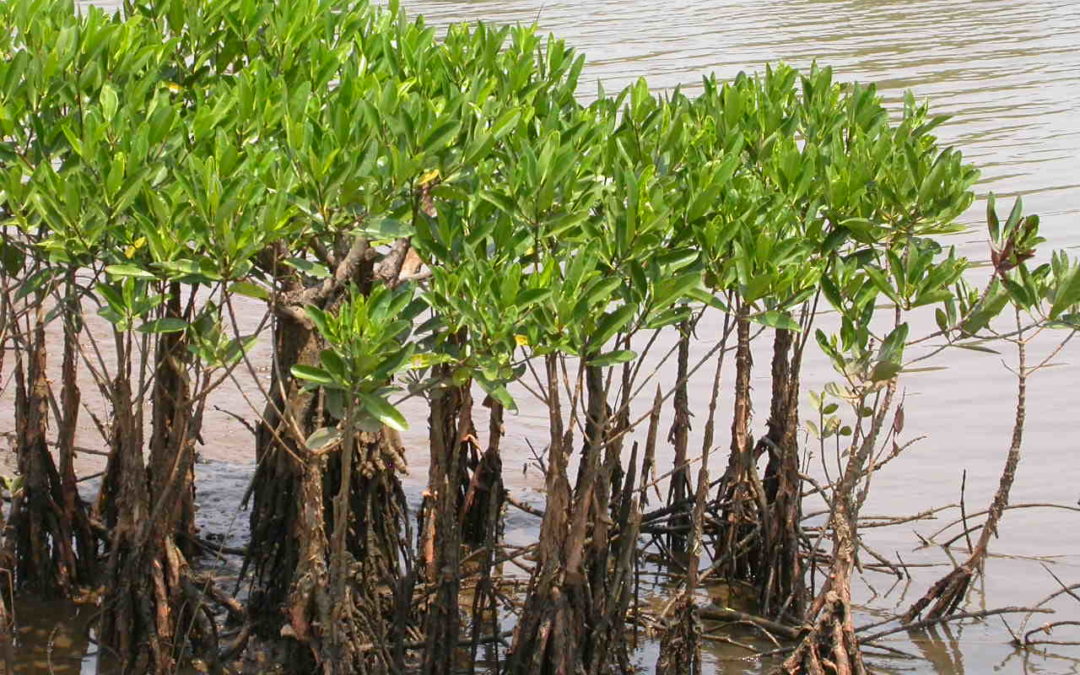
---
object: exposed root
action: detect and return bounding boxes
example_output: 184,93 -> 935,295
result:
4,316 -> 93,596
97,368 -> 220,674
715,309 -> 769,585
283,434 -> 411,674
657,595 -> 701,675
905,331 -> 1028,624
902,561 -> 975,624
780,589 -> 864,675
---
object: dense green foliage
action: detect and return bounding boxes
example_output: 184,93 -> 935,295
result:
3,0 -> 1076,414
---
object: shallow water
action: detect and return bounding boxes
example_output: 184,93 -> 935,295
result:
5,0 -> 1080,672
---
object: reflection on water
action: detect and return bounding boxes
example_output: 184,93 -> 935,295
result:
7,598 -> 94,674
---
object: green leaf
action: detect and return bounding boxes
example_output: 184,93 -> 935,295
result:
97,284 -> 126,312
106,264 -> 157,280
0,241 -> 24,275
903,366 -> 949,374
485,384 -> 517,413
587,349 -> 637,367
358,392 -> 408,431
306,306 -> 331,339
1050,264 -> 1080,320
229,281 -> 270,301
16,268 -> 58,302
686,288 -> 729,312
654,271 -> 703,309
137,318 -> 187,334
291,365 -> 335,386
870,360 -> 902,382
320,350 -> 349,381
476,374 -> 518,413
157,259 -> 222,283
752,310 -> 800,331
222,334 -> 258,366
490,107 -> 521,139
325,390 -> 346,419
878,323 -> 909,366
592,304 -> 636,349
953,341 -> 1000,355
100,84 -> 118,122
986,193 -> 1000,242
422,120 -> 461,152
358,217 -> 412,240
961,282 -> 1009,335
98,307 -> 124,327
935,308 -> 950,333
284,257 -> 331,279
516,288 -> 551,308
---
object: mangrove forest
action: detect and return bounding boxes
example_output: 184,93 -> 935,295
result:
0,0 -> 1078,672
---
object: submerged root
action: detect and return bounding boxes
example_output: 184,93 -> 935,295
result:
902,560 -> 975,624
656,595 -> 700,675
906,336 -> 1028,625
779,590 -> 864,675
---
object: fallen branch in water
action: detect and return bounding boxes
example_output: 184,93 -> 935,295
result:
505,494 -> 544,518
925,502 -> 1080,543
699,605 -> 804,641
860,606 -> 1053,643
1016,568 -> 1080,642
1023,621 -> 1080,647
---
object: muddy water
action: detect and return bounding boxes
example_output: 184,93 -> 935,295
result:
3,0 -> 1078,672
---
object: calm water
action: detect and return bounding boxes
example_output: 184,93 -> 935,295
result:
11,0 -> 1080,672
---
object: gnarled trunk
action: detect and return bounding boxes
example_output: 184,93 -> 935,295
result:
246,311 -> 316,646
757,328 -> 805,620
462,397 -> 503,549
98,329 -> 220,674
247,303 -> 410,672
148,286 -> 198,560
716,306 -> 765,582
4,313 -> 90,597
97,365 -> 154,671
58,286 -> 97,585
508,355 -> 577,672
421,371 -> 470,674
783,380 -> 897,674
466,400 -> 506,669
667,322 -> 692,555
779,495 -> 864,675
510,358 -> 634,673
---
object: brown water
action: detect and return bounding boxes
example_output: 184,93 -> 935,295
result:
4,0 -> 1079,672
